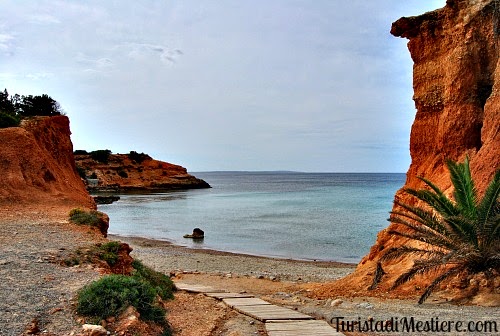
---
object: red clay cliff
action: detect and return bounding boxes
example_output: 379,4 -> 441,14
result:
312,0 -> 499,303
0,116 -> 95,209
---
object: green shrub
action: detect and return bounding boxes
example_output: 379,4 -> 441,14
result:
96,241 -> 121,266
90,149 -> 112,164
128,151 -> 151,163
77,275 -> 165,323
74,149 -> 89,155
132,259 -> 175,300
0,111 -> 20,128
69,208 -> 104,227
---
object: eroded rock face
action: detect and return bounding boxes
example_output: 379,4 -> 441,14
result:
0,116 -> 95,208
75,152 -> 210,191
315,0 -> 499,299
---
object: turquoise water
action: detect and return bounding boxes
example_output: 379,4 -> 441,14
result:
99,172 -> 405,263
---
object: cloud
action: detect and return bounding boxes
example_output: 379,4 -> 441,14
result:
118,43 -> 183,64
29,14 -> 60,25
25,72 -> 53,80
0,33 -> 14,53
75,53 -> 114,74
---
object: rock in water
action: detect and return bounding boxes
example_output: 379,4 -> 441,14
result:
184,227 -> 204,239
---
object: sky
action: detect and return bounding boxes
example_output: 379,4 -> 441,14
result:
0,0 -> 446,172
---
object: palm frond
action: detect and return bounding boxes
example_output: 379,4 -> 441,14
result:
418,267 -> 462,304
379,245 -> 446,262
446,158 -> 478,219
372,157 -> 499,304
392,200 -> 451,235
408,176 -> 459,216
444,215 -> 478,247
391,249 -> 462,290
477,169 -> 500,236
387,229 -> 455,252
368,262 -> 386,290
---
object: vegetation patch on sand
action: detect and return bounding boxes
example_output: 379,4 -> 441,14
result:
77,259 -> 175,335
69,208 -> 109,237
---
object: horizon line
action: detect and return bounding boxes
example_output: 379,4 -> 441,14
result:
190,170 -> 407,174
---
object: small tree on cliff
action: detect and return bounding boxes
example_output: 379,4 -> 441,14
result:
0,89 -> 20,128
370,157 -> 499,303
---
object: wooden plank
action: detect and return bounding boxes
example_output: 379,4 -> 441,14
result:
174,282 -> 224,293
205,292 -> 255,299
231,304 -> 313,322
223,297 -> 271,307
266,320 -> 344,336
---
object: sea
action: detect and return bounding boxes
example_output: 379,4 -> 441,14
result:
98,172 -> 406,263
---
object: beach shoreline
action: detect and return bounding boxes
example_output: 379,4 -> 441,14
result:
108,233 -> 357,267
109,234 -> 356,284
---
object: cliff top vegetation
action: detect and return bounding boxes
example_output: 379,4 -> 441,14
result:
0,88 -> 63,128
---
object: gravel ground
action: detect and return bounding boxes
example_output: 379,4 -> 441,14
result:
1,212 -> 497,336
115,235 -> 500,336
0,209 -> 103,336
110,235 -> 355,283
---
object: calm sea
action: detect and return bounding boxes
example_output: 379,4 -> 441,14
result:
98,172 -> 405,263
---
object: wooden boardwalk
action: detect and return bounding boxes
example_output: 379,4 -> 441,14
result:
266,320 -> 344,336
175,282 -> 344,335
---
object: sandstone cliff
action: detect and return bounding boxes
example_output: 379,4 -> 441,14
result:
313,0 -> 500,301
0,116 -> 95,209
74,152 -> 210,191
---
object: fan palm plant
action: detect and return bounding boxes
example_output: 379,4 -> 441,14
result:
370,157 -> 499,304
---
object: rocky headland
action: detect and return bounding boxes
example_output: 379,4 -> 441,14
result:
74,150 -> 210,192
313,0 -> 500,305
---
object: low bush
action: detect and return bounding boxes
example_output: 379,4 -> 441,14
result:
128,151 -> 151,163
0,111 -> 20,128
69,208 -> 105,227
90,149 -> 112,164
96,241 -> 121,266
132,259 -> 175,300
77,274 -> 165,323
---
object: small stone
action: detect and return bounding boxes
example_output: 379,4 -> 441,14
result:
225,273 -> 232,278
49,307 -> 63,314
357,302 -> 373,309
269,276 -> 277,281
330,299 -> 343,307
25,318 -> 40,334
81,324 -> 107,336
249,321 -> 255,325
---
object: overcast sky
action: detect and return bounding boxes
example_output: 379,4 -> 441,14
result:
1,0 -> 446,172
